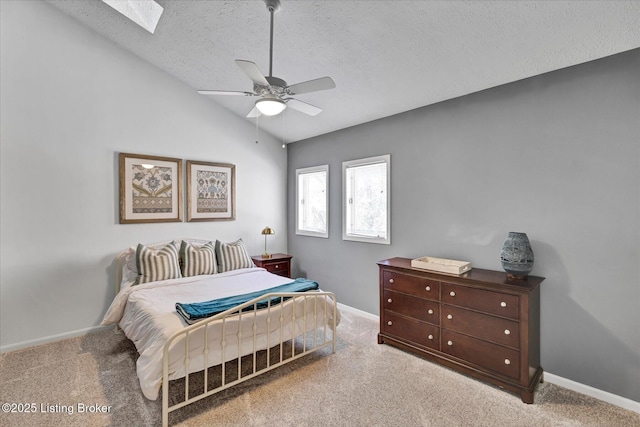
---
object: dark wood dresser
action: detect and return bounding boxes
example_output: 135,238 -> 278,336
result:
252,253 -> 292,278
377,257 -> 543,403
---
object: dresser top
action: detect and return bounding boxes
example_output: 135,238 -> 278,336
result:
377,257 -> 544,290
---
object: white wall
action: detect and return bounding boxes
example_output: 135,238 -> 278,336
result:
0,1 -> 287,349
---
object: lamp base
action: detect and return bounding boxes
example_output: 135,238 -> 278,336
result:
262,253 -> 272,259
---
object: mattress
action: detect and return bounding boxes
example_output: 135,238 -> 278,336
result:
102,267 -> 339,400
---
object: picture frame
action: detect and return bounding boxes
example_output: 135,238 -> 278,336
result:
186,160 -> 236,222
119,152 -> 183,224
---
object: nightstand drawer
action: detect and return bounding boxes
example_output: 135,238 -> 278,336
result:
252,254 -> 292,278
263,261 -> 288,275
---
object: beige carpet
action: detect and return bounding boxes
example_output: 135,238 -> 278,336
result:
1,306 -> 638,427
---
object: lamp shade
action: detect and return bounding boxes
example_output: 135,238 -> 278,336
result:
261,226 -> 275,235
255,97 -> 286,116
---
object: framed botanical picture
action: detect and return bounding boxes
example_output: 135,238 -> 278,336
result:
119,153 -> 183,224
186,160 -> 236,221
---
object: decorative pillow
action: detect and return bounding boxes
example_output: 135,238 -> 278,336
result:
215,238 -> 254,272
120,247 -> 138,287
180,240 -> 217,277
135,241 -> 182,285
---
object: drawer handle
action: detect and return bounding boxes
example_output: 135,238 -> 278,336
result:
428,334 -> 434,340
447,340 -> 453,346
449,291 -> 456,297
501,301 -> 507,307
504,359 -> 511,365
387,321 -> 393,326
428,309 -> 434,315
447,314 -> 453,320
425,286 -> 431,291
504,329 -> 511,335
275,265 -> 279,269
389,278 -> 394,284
387,298 -> 393,303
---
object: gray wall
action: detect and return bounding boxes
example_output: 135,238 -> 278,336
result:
0,1 -> 288,349
287,49 -> 640,402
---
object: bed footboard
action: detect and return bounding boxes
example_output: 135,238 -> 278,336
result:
161,291 -> 338,426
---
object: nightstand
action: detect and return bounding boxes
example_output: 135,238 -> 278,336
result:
251,253 -> 292,278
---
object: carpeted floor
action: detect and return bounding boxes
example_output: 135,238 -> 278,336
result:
1,306 -> 638,427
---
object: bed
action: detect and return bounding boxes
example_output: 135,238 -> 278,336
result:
101,238 -> 339,426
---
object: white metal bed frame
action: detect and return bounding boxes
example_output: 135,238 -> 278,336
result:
113,241 -> 337,427
161,291 -> 337,426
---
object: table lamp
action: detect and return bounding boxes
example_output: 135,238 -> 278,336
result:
261,226 -> 275,258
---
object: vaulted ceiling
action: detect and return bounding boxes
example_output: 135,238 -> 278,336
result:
47,0 -> 640,143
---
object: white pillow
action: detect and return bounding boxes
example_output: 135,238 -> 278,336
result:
123,247 -> 138,282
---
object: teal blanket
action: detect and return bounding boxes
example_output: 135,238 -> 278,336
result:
175,278 -> 319,324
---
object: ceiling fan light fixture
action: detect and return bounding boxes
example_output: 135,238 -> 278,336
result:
255,97 -> 286,116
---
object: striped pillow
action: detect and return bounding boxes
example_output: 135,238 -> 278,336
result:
180,240 -> 217,277
135,241 -> 182,285
215,239 -> 254,272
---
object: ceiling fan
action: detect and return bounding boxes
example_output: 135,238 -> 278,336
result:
198,0 -> 335,118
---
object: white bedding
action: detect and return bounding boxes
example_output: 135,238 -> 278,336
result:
101,267 -> 339,400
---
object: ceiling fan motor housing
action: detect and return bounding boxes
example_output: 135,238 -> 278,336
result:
254,76 -> 287,96
264,0 -> 281,13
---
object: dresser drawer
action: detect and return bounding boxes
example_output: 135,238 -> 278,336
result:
441,305 -> 519,348
441,283 -> 519,319
382,271 -> 439,300
442,330 -> 520,380
383,311 -> 439,350
383,289 -> 439,324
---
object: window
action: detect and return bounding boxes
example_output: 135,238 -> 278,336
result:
296,165 -> 329,238
342,155 -> 390,244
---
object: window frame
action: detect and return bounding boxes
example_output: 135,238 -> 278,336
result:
295,164 -> 329,238
342,154 -> 391,245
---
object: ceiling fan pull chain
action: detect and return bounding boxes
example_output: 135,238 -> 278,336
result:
255,114 -> 260,143
282,110 -> 286,148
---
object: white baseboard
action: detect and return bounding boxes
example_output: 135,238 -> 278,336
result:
0,324 -> 112,353
544,372 -> 639,414
337,302 -> 380,321
3,305 -> 639,415
337,303 -> 639,414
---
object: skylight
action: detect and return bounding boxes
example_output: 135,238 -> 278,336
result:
101,0 -> 164,34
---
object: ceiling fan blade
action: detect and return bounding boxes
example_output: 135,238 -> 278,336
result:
197,90 -> 255,96
246,106 -> 261,118
235,60 -> 270,86
286,98 -> 322,116
286,77 -> 335,95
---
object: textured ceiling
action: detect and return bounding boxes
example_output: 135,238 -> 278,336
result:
46,0 -> 640,143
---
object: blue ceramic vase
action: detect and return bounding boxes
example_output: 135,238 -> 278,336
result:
500,232 -> 534,279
